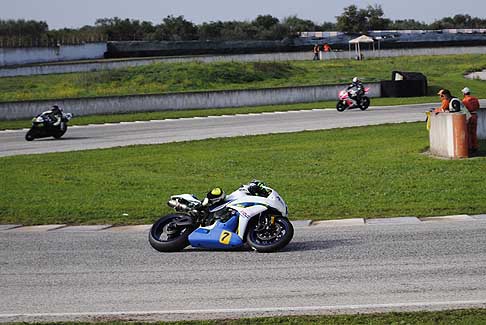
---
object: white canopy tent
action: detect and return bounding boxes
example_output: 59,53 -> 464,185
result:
348,35 -> 375,60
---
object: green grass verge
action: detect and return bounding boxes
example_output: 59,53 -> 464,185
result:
7,309 -> 486,324
1,54 -> 485,103
1,122 -> 485,225
1,53 -> 484,130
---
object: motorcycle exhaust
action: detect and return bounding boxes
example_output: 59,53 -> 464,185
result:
167,199 -> 189,212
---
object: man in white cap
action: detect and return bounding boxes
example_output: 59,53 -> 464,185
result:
461,87 -> 480,154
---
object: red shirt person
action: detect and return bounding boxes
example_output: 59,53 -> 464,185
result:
461,87 -> 480,153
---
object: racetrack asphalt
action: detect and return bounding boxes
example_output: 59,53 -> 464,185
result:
2,103 -> 486,322
0,103 -> 439,157
1,215 -> 486,323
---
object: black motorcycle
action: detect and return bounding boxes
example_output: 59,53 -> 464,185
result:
25,113 -> 73,141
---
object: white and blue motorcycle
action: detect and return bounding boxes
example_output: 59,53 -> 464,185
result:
149,181 -> 294,253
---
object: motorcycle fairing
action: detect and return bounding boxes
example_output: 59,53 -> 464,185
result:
188,215 -> 243,249
231,204 -> 268,238
170,194 -> 201,205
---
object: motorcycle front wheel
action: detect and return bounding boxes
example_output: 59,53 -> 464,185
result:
336,101 -> 346,112
359,97 -> 370,111
148,214 -> 195,252
25,129 -> 35,141
246,216 -> 294,253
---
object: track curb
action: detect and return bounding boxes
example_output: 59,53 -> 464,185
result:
1,214 -> 485,232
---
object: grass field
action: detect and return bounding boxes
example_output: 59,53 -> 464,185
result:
1,122 -> 485,225
1,53 -> 484,130
1,54 -> 485,103
178,308 -> 486,324
8,308 -> 486,324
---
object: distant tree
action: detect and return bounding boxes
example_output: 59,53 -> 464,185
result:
0,19 -> 48,37
253,15 -> 292,40
198,21 -> 224,40
95,17 -> 153,41
469,17 -> 486,29
320,21 -> 337,31
140,21 -> 156,37
430,14 -> 486,29
253,15 -> 280,30
336,4 -> 389,33
282,15 -> 318,36
366,5 -> 391,30
430,17 -> 455,29
5,11 -> 486,47
219,21 -> 259,40
155,15 -> 198,41
0,19 -> 49,46
388,19 -> 428,30
336,5 -> 368,33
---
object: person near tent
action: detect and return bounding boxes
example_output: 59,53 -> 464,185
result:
312,44 -> 320,60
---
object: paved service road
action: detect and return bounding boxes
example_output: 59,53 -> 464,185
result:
1,220 -> 486,322
0,104 -> 436,157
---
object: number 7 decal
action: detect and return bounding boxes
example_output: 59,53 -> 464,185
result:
219,230 -> 232,245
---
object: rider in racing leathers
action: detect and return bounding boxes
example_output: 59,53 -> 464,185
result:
201,180 -> 269,208
39,105 -> 64,126
202,187 -> 226,208
347,77 -> 365,105
200,180 -> 270,223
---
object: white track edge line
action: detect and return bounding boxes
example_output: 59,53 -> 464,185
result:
2,300 -> 486,318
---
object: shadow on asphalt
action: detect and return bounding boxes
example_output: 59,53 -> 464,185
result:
29,136 -> 92,141
170,239 -> 358,254
284,238 -> 358,252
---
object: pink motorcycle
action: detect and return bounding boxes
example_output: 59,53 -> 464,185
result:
336,87 -> 370,112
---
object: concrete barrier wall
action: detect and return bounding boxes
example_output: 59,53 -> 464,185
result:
0,43 -> 107,67
429,113 -> 453,157
0,51 -> 313,77
2,46 -> 486,77
345,45 -> 486,59
0,83 -> 381,120
478,108 -> 486,139
429,109 -> 486,158
429,112 -> 469,158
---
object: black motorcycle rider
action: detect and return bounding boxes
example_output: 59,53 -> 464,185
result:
347,77 -> 365,105
39,105 -> 64,127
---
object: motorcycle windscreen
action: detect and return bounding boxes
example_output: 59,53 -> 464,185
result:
188,215 -> 243,249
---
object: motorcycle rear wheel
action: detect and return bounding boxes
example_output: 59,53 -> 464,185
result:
149,214 -> 195,252
246,216 -> 294,253
336,101 -> 346,112
53,123 -> 67,139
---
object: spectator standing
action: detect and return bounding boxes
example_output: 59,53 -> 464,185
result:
323,43 -> 331,52
461,87 -> 480,154
312,44 -> 320,60
434,89 -> 452,113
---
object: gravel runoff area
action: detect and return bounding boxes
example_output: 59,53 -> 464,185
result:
466,69 -> 486,80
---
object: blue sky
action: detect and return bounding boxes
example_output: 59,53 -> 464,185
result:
3,0 -> 486,29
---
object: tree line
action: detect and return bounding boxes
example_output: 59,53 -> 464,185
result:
2,5 -> 486,47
